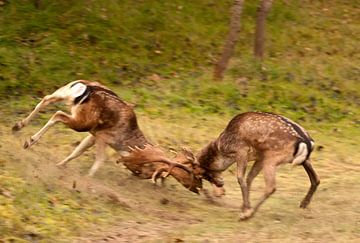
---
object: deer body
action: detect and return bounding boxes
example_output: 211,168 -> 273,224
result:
195,112 -> 320,219
12,81 -> 198,190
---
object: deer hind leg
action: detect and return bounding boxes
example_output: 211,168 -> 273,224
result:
240,162 -> 277,220
56,134 -> 96,167
300,159 -> 320,208
88,140 -> 107,177
12,86 -> 70,132
23,110 -> 72,149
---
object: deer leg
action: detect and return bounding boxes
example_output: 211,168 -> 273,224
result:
244,160 -> 263,208
56,134 -> 96,167
240,164 -> 276,220
300,159 -> 320,208
23,110 -> 71,149
12,92 -> 65,132
236,158 -> 250,212
246,160 -> 263,190
88,140 -> 107,177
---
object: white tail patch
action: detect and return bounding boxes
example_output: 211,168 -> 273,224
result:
292,142 -> 308,166
310,141 -> 315,150
70,82 -> 87,98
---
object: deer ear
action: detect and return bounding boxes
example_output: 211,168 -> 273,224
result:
70,82 -> 87,98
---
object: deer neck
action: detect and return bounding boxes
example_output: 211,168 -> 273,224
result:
198,140 -> 235,170
196,141 -> 217,169
122,129 -> 149,149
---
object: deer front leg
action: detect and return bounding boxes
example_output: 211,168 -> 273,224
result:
236,157 -> 250,212
12,95 -> 64,132
244,160 -> 263,208
88,140 -> 107,177
240,163 -> 277,220
57,134 -> 96,167
23,110 -> 71,149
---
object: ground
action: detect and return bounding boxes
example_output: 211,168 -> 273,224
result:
1,111 -> 359,242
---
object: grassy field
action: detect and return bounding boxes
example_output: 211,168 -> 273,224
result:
0,0 -> 360,242
1,115 -> 360,242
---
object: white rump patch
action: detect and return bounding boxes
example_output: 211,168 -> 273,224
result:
70,82 -> 87,98
292,142 -> 308,166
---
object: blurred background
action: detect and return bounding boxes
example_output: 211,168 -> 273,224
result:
0,0 -> 359,242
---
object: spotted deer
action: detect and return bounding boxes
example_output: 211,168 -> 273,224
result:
12,80 -> 199,191
182,112 -> 320,220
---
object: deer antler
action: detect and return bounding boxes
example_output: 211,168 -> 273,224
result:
121,144 -> 194,182
173,147 -> 198,165
151,167 -> 168,184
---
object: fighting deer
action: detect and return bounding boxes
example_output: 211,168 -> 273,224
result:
182,112 -> 320,220
12,80 -> 200,191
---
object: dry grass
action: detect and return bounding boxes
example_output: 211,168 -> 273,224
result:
1,112 -> 359,242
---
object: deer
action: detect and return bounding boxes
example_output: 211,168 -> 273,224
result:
179,111 -> 320,220
12,80 -> 201,192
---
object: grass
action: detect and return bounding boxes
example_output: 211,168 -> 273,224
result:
0,115 -> 359,242
0,0 -> 359,241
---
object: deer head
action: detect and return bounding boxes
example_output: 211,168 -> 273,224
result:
118,144 -> 204,193
172,146 -> 225,188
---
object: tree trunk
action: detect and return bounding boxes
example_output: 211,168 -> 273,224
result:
34,0 -> 42,9
254,0 -> 273,60
213,0 -> 245,81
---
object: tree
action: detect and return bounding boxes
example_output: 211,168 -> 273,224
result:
213,0 -> 274,81
213,0 -> 245,81
33,0 -> 42,9
254,0 -> 273,60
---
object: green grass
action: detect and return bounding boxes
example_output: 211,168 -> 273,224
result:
1,0 -> 359,124
0,0 -> 360,241
0,173 -> 123,241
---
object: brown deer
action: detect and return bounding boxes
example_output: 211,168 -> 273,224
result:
181,112 -> 320,220
12,80 -> 200,192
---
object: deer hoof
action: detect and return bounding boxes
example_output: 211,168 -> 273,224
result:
23,138 -> 35,149
12,122 -> 23,132
56,161 -> 67,168
239,208 -> 254,221
300,200 -> 309,208
87,172 -> 95,177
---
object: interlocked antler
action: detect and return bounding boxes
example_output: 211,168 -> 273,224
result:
120,144 -> 194,183
172,147 -> 198,165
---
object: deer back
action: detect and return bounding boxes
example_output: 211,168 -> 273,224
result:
68,80 -> 148,150
223,112 -> 314,156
